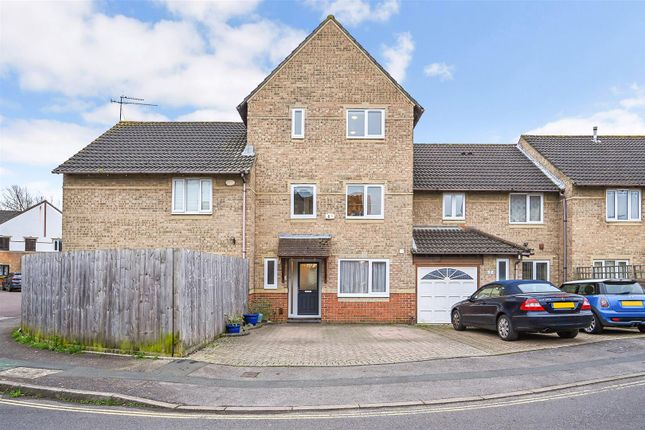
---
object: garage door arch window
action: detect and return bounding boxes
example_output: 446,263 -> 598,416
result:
422,268 -> 473,281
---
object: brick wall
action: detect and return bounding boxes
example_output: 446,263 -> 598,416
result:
0,251 -> 29,273
246,19 -> 416,321
62,174 -> 245,256
413,191 -> 563,284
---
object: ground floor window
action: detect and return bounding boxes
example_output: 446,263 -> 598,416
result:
264,258 -> 278,289
496,258 -> 510,281
522,260 -> 549,281
338,259 -> 389,297
593,260 -> 629,278
0,265 -> 8,276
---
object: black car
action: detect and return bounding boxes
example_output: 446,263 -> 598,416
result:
451,280 -> 593,341
2,273 -> 21,292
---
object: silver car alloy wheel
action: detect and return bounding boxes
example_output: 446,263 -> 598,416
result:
585,316 -> 596,333
498,317 -> 510,338
452,311 -> 460,326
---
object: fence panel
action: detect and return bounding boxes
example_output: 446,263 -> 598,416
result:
21,248 -> 247,356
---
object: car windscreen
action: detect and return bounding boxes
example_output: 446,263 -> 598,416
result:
516,283 -> 560,293
603,282 -> 645,295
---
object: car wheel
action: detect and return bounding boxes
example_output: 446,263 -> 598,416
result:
557,330 -> 579,339
497,315 -> 519,341
451,309 -> 466,331
584,312 -> 604,334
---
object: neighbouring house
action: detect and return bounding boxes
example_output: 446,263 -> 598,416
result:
0,201 -> 63,275
53,16 -> 644,324
519,134 -> 645,281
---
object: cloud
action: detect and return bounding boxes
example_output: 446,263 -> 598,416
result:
0,1 -> 305,117
381,32 -> 414,83
307,0 -> 400,25
423,62 -> 455,81
527,84 -> 645,135
0,119 -> 100,166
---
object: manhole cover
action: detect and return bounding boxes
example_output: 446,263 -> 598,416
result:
0,367 -> 61,379
241,371 -> 260,378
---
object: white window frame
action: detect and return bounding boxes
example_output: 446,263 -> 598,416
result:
345,109 -> 385,139
496,258 -> 510,281
345,184 -> 384,219
171,178 -> 213,214
522,260 -> 550,281
290,184 -> 317,219
337,258 -> 390,298
509,193 -> 544,224
264,258 -> 278,289
291,108 -> 305,139
606,189 -> 641,222
442,192 -> 466,220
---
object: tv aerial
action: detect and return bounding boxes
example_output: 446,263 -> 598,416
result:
110,95 -> 158,121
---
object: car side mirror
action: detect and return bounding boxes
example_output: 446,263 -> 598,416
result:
468,296 -> 475,302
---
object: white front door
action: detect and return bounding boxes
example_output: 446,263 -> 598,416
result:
417,266 -> 478,323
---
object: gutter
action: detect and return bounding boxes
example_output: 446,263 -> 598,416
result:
241,172 -> 248,259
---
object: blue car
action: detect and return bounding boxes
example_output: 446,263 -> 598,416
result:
560,279 -> 645,334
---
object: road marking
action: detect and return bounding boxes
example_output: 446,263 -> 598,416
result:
1,377 -> 644,421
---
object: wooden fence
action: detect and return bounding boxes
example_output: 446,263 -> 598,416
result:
21,249 -> 248,356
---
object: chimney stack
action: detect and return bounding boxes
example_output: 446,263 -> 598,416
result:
592,126 -> 598,143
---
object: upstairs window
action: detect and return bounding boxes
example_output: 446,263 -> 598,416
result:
291,184 -> 316,219
606,189 -> 640,221
0,237 -> 9,251
443,193 -> 465,220
346,184 -> 384,219
25,238 -> 37,252
346,109 -> 384,139
510,193 -> 543,224
291,108 -> 305,138
172,178 -> 212,214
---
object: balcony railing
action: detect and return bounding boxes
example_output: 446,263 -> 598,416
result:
574,265 -> 645,281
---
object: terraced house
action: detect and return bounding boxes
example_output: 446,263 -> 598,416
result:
55,16 -> 644,324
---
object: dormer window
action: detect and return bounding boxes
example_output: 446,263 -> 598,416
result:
291,108 -> 305,139
346,109 -> 384,139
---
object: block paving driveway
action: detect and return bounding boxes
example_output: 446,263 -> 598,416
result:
190,323 -> 645,366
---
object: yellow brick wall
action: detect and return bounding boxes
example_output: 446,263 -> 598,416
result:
62,174 -> 245,256
246,19 -> 416,298
413,191 -> 563,285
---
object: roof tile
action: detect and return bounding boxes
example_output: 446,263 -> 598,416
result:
413,226 -> 531,255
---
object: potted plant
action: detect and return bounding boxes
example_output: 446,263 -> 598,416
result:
225,314 -> 244,334
248,299 -> 273,323
243,312 -> 260,326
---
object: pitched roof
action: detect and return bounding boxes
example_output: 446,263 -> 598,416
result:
0,210 -> 21,224
53,122 -> 254,175
277,234 -> 332,257
412,226 -> 531,256
521,135 -> 645,186
413,144 -> 561,192
236,15 -> 424,126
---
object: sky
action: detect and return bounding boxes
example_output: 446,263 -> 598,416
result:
1,0 -> 645,207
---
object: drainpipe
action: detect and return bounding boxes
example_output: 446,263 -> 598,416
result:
562,192 -> 568,281
241,172 -> 247,259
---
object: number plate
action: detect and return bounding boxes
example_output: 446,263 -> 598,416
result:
553,302 -> 575,309
621,300 -> 643,307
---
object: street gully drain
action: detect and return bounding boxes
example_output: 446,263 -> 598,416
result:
241,372 -> 260,378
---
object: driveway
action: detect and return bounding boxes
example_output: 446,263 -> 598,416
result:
189,323 -> 645,366
0,291 -> 21,319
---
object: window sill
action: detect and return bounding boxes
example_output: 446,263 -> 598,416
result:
337,295 -> 390,300
442,219 -> 466,223
290,218 -> 317,223
345,218 -> 384,223
509,223 -> 544,228
605,220 -> 642,225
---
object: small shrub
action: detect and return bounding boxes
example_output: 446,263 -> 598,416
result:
12,328 -> 84,354
248,298 -> 274,321
225,314 -> 244,325
7,388 -> 23,398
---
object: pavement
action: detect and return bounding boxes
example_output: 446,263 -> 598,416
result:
1,291 -> 645,413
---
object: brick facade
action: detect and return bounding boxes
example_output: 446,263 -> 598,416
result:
413,191 -> 563,285
0,251 -> 29,273
62,174 -> 245,256
246,19 -> 416,322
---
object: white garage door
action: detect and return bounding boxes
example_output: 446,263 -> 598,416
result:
417,267 -> 478,324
